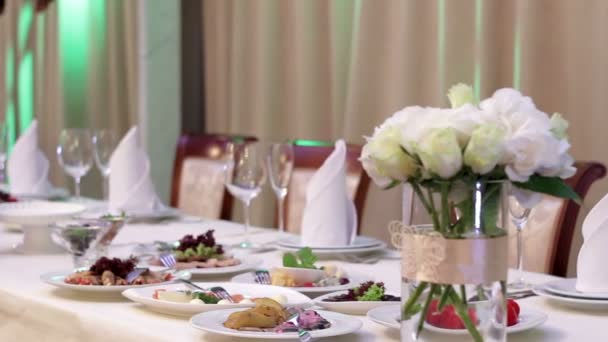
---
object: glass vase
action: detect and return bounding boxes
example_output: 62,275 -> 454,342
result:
392,180 -> 509,342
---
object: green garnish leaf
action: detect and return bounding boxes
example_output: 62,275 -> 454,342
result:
193,292 -> 220,304
283,253 -> 299,268
282,247 -> 318,269
357,283 -> 385,301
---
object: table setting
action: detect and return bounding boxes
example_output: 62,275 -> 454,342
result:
1,86 -> 608,342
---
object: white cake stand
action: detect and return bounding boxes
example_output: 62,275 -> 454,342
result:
0,201 -> 86,254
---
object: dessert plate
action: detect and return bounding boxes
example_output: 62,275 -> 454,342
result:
123,282 -> 313,316
187,257 -> 263,276
314,290 -> 399,315
367,304 -> 548,334
277,236 -> 382,250
190,309 -> 362,339
533,284 -> 608,309
543,278 -> 608,300
41,269 -> 191,293
231,272 -> 364,295
276,242 -> 387,256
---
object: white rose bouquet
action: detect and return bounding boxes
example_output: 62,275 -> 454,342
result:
363,84 -> 579,341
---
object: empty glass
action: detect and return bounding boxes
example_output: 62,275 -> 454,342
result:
509,196 -> 533,289
225,142 -> 266,248
266,142 -> 294,233
57,129 -> 93,198
93,130 -> 118,200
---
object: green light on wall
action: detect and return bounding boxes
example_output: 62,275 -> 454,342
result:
17,2 -> 33,51
18,52 -> 34,134
59,0 -> 90,127
293,139 -> 333,147
473,0 -> 483,101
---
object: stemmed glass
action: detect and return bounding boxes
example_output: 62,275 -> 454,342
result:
92,130 -> 118,200
0,122 -> 8,184
57,129 -> 93,198
509,196 -> 533,290
224,142 -> 266,249
266,142 -> 294,234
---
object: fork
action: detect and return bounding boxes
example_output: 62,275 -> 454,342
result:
126,253 -> 177,283
254,269 -> 271,285
177,276 -> 235,303
285,309 -> 312,342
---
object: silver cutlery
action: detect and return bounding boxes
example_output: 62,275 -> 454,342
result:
468,289 -> 537,302
177,278 -> 235,303
285,309 -> 312,342
254,269 -> 271,285
125,267 -> 148,283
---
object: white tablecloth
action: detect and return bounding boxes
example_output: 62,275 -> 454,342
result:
0,219 -> 606,341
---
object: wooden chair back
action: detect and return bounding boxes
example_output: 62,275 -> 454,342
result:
170,133 -> 257,219
511,161 -> 606,276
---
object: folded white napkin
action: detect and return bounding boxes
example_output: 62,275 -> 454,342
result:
109,127 -> 164,214
7,120 -> 53,195
301,140 -> 357,246
576,193 -> 608,292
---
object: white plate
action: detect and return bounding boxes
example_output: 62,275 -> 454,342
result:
190,309 -> 362,340
424,308 -> 548,335
40,269 -> 192,293
276,242 -> 387,256
533,285 -> 608,309
367,304 -> 548,334
188,258 -> 263,276
314,290 -> 400,315
367,304 -> 401,330
277,236 -> 383,250
231,272 -> 364,295
544,278 -> 608,300
122,282 -> 313,316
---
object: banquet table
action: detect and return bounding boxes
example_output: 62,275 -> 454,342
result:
1,218 -> 607,342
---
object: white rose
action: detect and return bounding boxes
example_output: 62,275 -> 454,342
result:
361,125 -> 419,187
394,106 -> 439,155
479,88 -> 551,135
550,112 -> 568,139
464,124 -> 506,174
503,130 -> 558,182
416,127 -> 463,179
447,83 -> 475,108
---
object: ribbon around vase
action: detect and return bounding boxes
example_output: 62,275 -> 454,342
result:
389,221 -> 508,285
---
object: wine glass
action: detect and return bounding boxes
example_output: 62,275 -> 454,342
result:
57,129 -> 93,198
0,121 -> 8,184
93,130 -> 118,200
225,142 -> 266,248
509,196 -> 533,290
266,142 -> 294,233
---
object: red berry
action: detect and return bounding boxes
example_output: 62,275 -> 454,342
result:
302,282 -> 315,287
468,308 -> 479,325
425,300 -> 441,326
439,306 -> 464,329
507,299 -> 520,315
507,300 -> 519,326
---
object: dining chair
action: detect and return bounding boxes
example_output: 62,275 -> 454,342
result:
280,139 -> 371,234
510,161 -> 606,277
170,133 -> 258,219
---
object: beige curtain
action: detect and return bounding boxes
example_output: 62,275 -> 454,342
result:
205,0 -> 608,275
0,0 -> 138,197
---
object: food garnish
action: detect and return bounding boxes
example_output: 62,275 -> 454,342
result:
282,247 -> 318,269
323,281 -> 400,302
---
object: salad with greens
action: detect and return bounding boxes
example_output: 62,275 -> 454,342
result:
174,230 -> 225,262
322,281 -> 400,302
